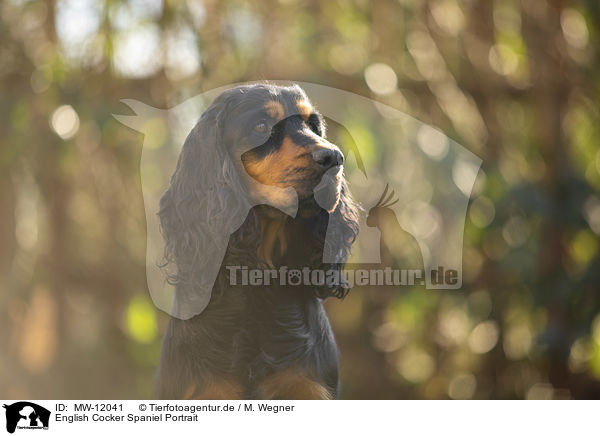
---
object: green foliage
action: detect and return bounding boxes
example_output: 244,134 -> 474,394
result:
1,0 -> 599,399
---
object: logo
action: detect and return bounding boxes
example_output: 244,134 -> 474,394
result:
113,81 -> 482,319
3,402 -> 50,434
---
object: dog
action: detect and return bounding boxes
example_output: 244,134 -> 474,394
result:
155,83 -> 359,399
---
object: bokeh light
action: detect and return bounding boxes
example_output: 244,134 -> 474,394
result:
50,105 -> 80,140
1,0 -> 600,400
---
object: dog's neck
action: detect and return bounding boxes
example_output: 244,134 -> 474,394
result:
257,215 -> 288,267
255,203 -> 327,269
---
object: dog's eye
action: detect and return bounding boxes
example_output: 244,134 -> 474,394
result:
254,121 -> 267,133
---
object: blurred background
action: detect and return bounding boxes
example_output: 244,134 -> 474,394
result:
1,0 -> 600,399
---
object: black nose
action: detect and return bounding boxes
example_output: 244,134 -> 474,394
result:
312,148 -> 344,170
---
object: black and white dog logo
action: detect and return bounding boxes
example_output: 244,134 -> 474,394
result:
3,402 -> 50,434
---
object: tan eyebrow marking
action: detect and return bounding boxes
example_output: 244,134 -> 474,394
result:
295,99 -> 313,121
264,101 -> 285,120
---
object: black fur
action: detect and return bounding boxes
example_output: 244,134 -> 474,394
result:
155,84 -> 359,399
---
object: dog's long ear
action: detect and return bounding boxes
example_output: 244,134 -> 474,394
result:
317,179 -> 360,298
158,93 -> 252,319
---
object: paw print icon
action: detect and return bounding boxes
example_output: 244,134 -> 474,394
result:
287,270 -> 303,286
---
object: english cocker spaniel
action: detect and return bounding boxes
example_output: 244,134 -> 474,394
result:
155,83 -> 359,400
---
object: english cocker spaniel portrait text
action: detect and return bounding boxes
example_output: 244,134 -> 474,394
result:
155,83 -> 359,400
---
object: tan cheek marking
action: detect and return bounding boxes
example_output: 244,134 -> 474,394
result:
242,137 -> 307,187
257,368 -> 333,400
243,154 -> 280,186
295,99 -> 314,121
265,100 -> 285,120
277,136 -> 309,174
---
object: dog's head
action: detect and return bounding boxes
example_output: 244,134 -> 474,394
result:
159,83 -> 358,300
216,84 -> 343,213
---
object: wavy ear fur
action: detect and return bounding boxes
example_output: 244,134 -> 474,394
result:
158,92 -> 259,316
314,179 -> 360,298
